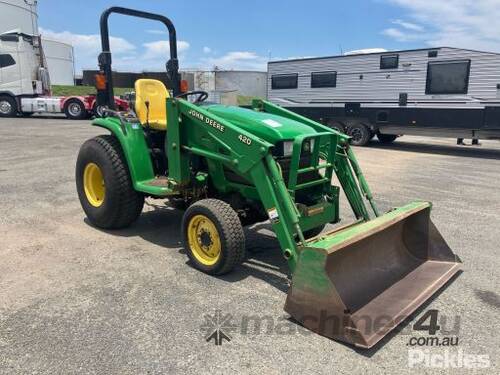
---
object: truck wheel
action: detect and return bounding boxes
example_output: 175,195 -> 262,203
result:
182,199 -> 245,275
76,135 -> 144,229
0,95 -> 17,117
377,133 -> 398,144
348,123 -> 371,146
92,103 -> 107,118
326,119 -> 345,134
64,99 -> 87,120
303,224 -> 326,239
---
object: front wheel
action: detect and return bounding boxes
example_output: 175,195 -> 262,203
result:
0,95 -> 17,117
182,199 -> 245,275
76,135 -> 144,229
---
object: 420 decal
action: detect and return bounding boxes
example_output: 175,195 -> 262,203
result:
238,134 -> 252,145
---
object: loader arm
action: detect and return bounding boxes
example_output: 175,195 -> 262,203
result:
169,98 -> 383,270
168,98 -> 314,269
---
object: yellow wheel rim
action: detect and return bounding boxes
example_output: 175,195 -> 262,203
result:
187,214 -> 221,266
83,162 -> 105,207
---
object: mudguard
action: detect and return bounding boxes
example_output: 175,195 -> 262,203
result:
92,117 -> 156,191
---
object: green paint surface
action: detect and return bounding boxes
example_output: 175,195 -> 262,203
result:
205,105 -> 317,143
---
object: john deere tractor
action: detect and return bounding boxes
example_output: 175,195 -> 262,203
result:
76,7 -> 461,348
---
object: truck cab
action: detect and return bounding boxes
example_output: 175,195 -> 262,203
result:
0,31 -> 43,97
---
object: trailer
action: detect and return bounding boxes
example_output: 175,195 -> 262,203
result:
267,47 -> 500,145
0,30 -> 128,119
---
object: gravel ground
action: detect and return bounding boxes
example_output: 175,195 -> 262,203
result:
0,116 -> 499,374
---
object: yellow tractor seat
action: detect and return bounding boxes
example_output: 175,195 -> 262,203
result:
134,79 -> 170,130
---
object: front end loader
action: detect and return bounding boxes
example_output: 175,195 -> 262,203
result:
76,7 -> 462,349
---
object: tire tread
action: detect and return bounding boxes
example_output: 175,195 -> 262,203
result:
183,199 -> 245,275
77,135 -> 143,229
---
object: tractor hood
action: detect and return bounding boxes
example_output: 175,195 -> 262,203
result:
204,105 -> 316,144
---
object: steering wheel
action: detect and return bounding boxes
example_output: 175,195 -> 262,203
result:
175,90 -> 209,103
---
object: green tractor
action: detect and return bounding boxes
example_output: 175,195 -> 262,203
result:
76,7 -> 461,348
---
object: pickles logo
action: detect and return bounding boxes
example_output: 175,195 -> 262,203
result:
187,109 -> 225,132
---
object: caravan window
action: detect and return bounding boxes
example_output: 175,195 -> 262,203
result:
311,71 -> 337,88
0,54 -> 16,68
380,54 -> 399,69
271,74 -> 298,89
426,60 -> 471,94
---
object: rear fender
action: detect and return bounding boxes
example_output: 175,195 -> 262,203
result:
92,118 -> 155,188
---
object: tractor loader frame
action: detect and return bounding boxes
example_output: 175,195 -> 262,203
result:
77,7 -> 462,349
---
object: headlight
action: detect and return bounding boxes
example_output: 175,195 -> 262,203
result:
275,139 -> 315,157
303,139 -> 315,153
283,141 -> 294,157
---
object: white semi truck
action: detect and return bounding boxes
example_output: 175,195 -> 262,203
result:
0,30 -> 127,119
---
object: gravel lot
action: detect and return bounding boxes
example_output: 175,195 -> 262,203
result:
0,116 -> 499,374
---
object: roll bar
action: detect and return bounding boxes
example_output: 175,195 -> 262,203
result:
97,7 -> 180,108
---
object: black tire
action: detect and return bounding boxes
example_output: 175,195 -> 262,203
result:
303,224 -> 326,239
377,133 -> 398,144
326,119 -> 345,134
348,123 -> 371,146
76,135 -> 144,229
0,95 -> 17,117
92,103 -> 107,118
182,199 -> 245,275
64,99 -> 87,120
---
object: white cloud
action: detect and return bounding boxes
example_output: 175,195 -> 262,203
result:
383,0 -> 500,51
344,48 -> 388,55
39,27 -> 136,71
40,27 -> 135,55
203,46 -> 212,54
39,27 -> 193,72
145,29 -> 167,35
203,51 -> 268,71
381,27 -> 421,42
142,40 -> 190,59
392,19 -> 424,32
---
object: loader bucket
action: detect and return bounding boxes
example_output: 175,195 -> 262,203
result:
285,201 -> 461,349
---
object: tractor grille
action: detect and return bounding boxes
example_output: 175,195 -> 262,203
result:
277,155 -> 321,186
223,155 -> 320,188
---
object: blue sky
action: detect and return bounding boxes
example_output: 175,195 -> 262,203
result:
37,0 -> 500,73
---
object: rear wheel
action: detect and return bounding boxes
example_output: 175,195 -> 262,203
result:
377,133 -> 398,144
348,123 -> 371,146
182,199 -> 245,275
92,103 -> 107,118
76,135 -> 144,229
64,99 -> 87,120
0,95 -> 17,117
